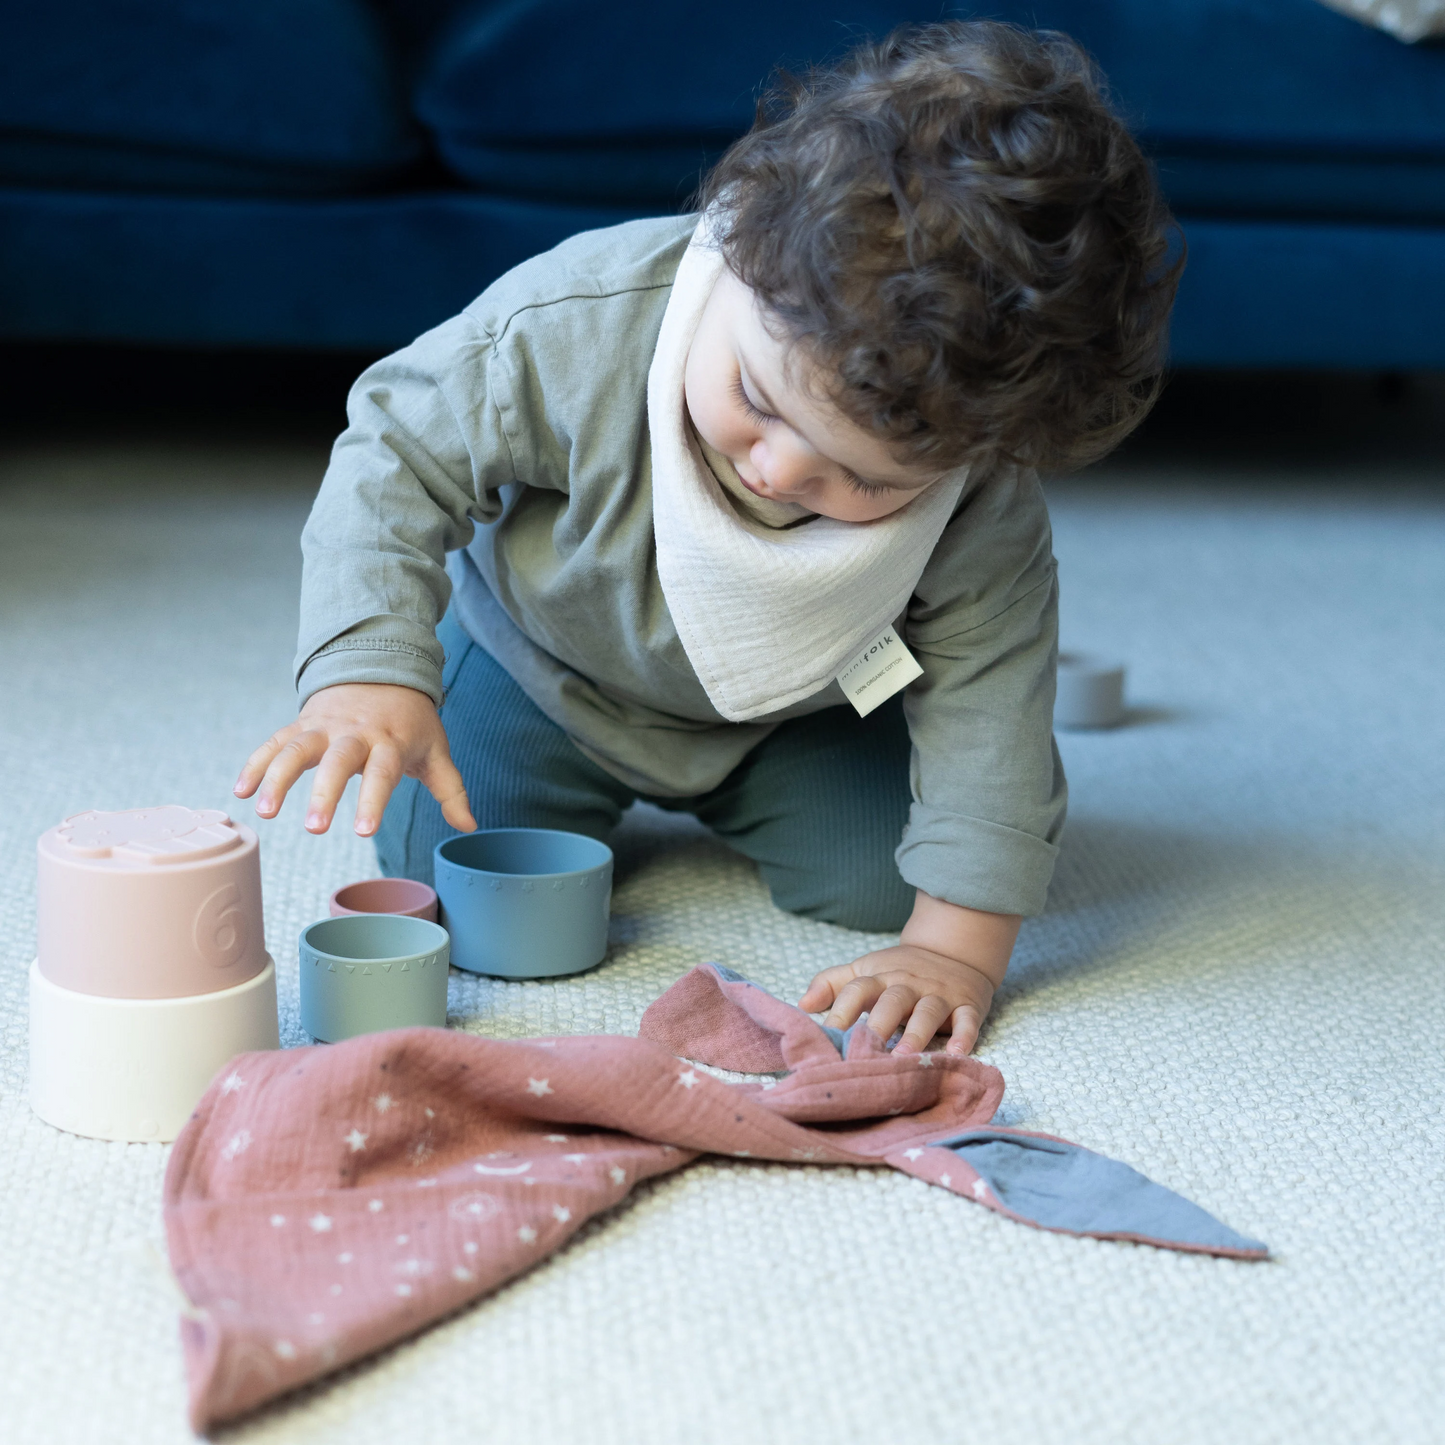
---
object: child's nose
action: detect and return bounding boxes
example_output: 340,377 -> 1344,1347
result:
751,439 -> 821,495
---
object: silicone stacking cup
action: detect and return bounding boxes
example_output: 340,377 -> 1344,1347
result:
37,804 -> 268,998
434,829 -> 612,979
30,805 -> 278,1142
1055,652 -> 1127,730
29,960 -> 278,1142
299,914 -> 450,1043
329,877 -> 439,921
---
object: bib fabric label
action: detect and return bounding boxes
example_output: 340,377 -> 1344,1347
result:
836,626 -> 924,717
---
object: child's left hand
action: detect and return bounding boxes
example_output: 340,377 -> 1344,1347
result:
798,892 -> 1020,1056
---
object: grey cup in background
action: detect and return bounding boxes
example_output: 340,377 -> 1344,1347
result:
1055,652 -> 1127,729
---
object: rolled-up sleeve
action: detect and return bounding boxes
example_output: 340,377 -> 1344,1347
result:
895,465 -> 1066,916
294,313 -> 521,706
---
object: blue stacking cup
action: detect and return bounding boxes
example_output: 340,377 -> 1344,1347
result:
434,828 -> 612,979
299,914 -> 450,1042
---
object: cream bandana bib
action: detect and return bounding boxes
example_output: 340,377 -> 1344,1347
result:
648,219 -> 967,722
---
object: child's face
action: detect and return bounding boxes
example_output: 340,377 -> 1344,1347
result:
684,268 -> 943,523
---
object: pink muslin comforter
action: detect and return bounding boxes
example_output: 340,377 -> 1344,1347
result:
164,964 -> 1265,1431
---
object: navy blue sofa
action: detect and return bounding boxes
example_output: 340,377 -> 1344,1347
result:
3,0 -> 1443,367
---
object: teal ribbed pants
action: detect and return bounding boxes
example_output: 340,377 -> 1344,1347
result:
376,610 -> 915,931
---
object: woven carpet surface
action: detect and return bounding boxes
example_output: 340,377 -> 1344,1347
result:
1,421 -> 1442,1443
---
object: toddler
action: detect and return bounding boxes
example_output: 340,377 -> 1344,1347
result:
235,21 -> 1179,1055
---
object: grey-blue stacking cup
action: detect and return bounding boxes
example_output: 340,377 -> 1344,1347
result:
299,914 -> 450,1042
434,828 -> 612,979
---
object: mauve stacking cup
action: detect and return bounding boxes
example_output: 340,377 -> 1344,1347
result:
329,877 -> 439,921
29,805 -> 279,1142
434,829 -> 613,979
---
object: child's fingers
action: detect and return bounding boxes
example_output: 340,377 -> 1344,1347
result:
861,982 -> 920,1042
420,751 -> 477,834
254,730 -> 330,818
304,734 -> 370,833
894,994 -> 953,1054
353,743 -> 405,837
943,1003 -> 983,1057
234,725 -> 301,798
799,965 -> 853,1013
822,975 -> 885,1030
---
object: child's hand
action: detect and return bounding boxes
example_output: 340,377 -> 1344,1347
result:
799,945 -> 997,1056
799,893 -> 1021,1055
234,683 -> 477,838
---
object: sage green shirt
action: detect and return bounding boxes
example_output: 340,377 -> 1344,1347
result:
297,214 -> 1066,915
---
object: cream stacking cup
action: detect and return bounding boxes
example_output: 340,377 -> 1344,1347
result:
29,805 -> 279,1142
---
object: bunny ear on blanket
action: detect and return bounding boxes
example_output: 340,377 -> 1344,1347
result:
917,1128 -> 1269,1258
638,961 -> 843,1071
642,964 -> 1267,1259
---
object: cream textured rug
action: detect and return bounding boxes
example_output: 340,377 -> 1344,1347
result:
1,424 -> 1442,1443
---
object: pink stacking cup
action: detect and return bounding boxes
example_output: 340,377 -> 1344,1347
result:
329,877 -> 439,922
30,804 -> 279,1143
37,805 -> 267,998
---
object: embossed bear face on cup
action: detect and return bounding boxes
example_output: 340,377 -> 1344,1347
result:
37,806 -> 267,999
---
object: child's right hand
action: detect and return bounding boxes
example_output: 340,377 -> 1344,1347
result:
234,683 -> 476,838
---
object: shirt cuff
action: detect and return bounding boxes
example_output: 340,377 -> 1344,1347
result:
895,805 -> 1060,917
296,636 -> 445,708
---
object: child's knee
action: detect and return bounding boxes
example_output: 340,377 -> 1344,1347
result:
766,868 -> 913,934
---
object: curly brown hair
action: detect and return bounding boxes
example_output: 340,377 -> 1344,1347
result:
699,20 -> 1183,475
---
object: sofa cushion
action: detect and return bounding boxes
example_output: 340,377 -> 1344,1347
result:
417,0 -> 1445,219
0,0 -> 424,193
1028,0 -> 1445,220
0,185 -> 646,348
1029,0 -> 1445,151
416,0 -> 921,204
5,186 -> 1445,366
1315,0 -> 1445,44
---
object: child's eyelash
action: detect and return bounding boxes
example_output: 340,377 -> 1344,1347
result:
731,375 -> 775,424
730,374 -> 886,498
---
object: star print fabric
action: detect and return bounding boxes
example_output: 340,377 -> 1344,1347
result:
164,964 -> 1266,1431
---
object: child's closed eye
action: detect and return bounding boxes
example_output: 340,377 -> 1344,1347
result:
842,470 -> 888,497
731,374 -> 775,425
730,370 -> 892,500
